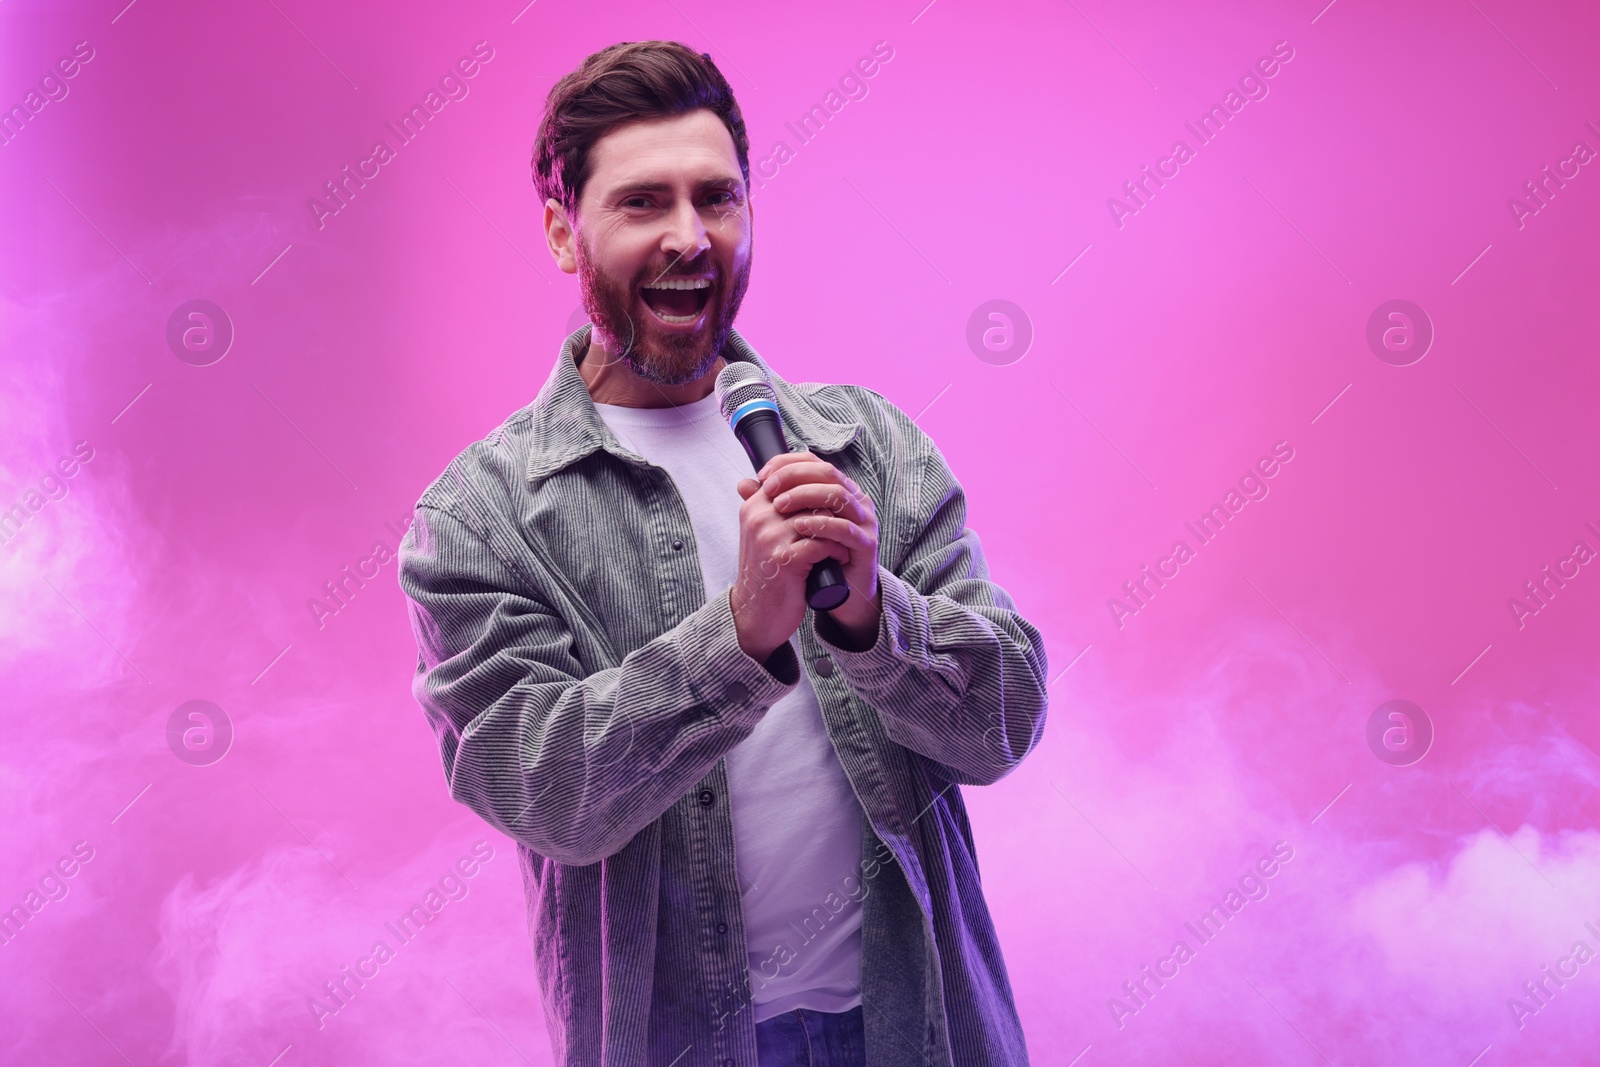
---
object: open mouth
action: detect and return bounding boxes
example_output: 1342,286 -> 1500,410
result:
639,276 -> 713,325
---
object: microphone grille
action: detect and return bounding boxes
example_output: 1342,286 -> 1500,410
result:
714,360 -> 776,426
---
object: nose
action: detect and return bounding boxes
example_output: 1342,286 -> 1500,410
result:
661,198 -> 710,265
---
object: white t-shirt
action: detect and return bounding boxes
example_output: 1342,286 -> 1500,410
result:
593,390 -> 866,1022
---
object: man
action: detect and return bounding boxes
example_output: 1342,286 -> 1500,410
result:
398,40 -> 1048,1067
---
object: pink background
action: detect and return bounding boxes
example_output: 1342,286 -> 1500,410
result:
3,0 -> 1598,1063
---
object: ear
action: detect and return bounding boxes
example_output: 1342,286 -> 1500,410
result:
544,198 -> 578,274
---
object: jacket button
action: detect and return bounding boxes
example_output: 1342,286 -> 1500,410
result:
698,789 -> 716,807
722,681 -> 749,704
672,538 -> 684,550
896,631 -> 911,652
813,656 -> 835,678
716,921 -> 728,934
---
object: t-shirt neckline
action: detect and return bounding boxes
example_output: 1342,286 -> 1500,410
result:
592,389 -> 723,427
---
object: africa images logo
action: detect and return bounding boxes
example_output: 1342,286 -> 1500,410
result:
306,42 -> 495,231
1107,441 -> 1296,629
1107,40 -> 1296,229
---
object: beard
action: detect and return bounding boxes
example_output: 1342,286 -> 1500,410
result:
575,232 -> 752,387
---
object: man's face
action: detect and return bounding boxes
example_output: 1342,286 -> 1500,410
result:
556,109 -> 753,386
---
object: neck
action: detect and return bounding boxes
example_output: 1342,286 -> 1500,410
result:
578,331 -> 726,408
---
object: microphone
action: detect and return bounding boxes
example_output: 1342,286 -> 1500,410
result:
714,362 -> 851,611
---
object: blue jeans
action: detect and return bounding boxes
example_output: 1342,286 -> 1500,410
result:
755,1005 -> 867,1066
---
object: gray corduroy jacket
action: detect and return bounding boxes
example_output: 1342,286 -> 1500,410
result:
398,325 -> 1047,1066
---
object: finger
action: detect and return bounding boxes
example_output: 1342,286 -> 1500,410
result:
769,482 -> 871,522
755,451 -> 816,481
774,463 -> 864,502
779,496 -> 869,533
761,460 -> 854,497
790,514 -> 874,554
774,533 -> 850,569
737,477 -> 762,500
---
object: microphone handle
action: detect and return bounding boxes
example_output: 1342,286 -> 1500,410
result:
735,410 -> 851,611
804,558 -> 852,611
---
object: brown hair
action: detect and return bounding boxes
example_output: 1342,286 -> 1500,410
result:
532,41 -> 750,217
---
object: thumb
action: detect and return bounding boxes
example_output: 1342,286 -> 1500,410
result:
736,477 -> 761,499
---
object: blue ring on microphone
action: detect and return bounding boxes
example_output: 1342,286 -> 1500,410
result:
727,397 -> 778,429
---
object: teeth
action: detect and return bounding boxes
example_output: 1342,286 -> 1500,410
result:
642,277 -> 711,290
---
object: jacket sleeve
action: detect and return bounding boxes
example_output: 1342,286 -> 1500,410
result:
399,497 -> 800,867
814,400 -> 1049,786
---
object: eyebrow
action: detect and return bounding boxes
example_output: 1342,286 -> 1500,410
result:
607,176 -> 743,198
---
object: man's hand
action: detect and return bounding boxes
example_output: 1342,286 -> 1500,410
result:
730,452 -> 882,662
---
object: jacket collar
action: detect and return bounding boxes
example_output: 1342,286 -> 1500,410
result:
523,325 -> 861,485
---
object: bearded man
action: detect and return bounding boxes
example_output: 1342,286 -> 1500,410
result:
398,39 -> 1048,1067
